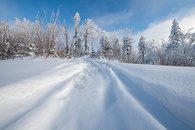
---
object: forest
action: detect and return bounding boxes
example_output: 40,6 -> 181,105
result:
0,11 -> 195,66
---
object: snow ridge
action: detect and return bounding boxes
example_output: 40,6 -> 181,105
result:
0,57 -> 194,130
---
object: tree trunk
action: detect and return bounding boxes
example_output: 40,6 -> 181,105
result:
84,30 -> 88,55
65,27 -> 69,55
142,52 -> 144,64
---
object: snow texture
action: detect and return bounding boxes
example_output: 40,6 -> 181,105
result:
0,57 -> 195,130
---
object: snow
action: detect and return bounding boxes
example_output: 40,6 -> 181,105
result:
0,57 -> 195,130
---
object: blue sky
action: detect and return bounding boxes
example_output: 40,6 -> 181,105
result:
1,0 -> 195,44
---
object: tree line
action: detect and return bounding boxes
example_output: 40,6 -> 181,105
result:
0,11 -> 195,66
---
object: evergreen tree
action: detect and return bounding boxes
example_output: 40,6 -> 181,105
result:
167,19 -> 183,51
99,35 -> 106,57
104,39 -> 112,58
0,21 -> 9,60
138,35 -> 146,64
25,42 -> 37,57
112,31 -> 121,60
166,19 -> 184,66
99,31 -> 112,58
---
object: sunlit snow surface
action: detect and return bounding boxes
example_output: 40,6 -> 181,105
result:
0,57 -> 195,130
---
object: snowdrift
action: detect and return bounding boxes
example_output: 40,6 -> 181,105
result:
0,57 -> 194,130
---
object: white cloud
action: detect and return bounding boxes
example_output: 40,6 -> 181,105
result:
130,0 -> 172,15
132,8 -> 195,47
93,11 -> 132,29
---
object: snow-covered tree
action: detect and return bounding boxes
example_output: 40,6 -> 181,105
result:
69,40 -> 75,58
73,12 -> 82,56
63,20 -> 70,57
179,29 -> 195,66
12,18 -> 31,58
45,10 -> 63,57
0,21 -> 10,60
90,22 -> 100,57
112,31 -> 121,60
138,35 -> 146,64
80,18 -> 92,55
99,31 -> 112,58
167,19 -> 183,51
32,19 -> 43,57
122,29 -> 133,62
1,10 -> 195,67
99,35 -> 106,57
156,39 -> 168,65
165,19 -> 195,66
144,40 -> 161,64
73,12 -> 80,38
80,18 -> 101,56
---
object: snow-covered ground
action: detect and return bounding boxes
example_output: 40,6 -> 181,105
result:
0,57 -> 195,130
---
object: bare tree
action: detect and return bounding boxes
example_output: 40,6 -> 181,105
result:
73,12 -> 81,57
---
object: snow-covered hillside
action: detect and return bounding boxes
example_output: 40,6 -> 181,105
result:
0,57 -> 195,130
